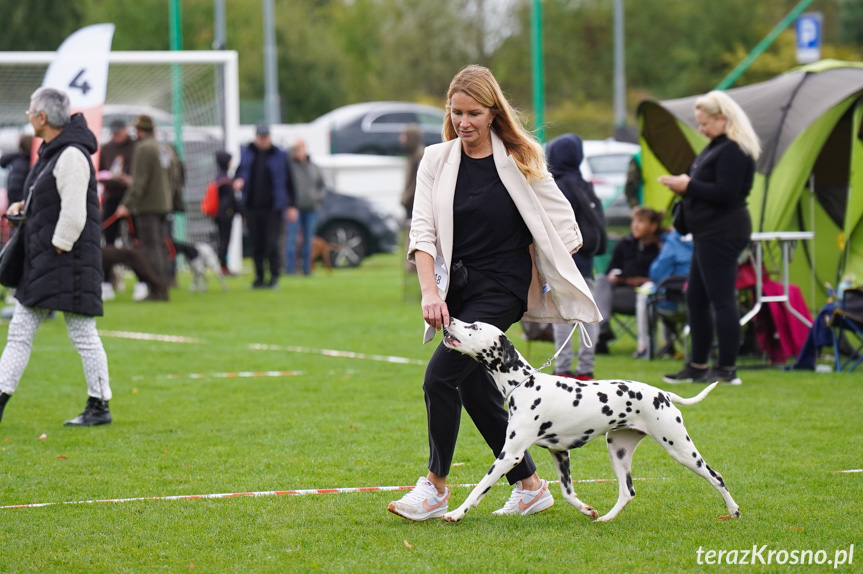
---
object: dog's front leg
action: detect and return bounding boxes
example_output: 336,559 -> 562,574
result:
548,450 -> 598,519
442,444 -> 525,523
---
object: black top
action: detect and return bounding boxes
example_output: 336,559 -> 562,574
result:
604,234 -> 660,278
247,145 -> 275,210
683,134 -> 754,241
452,150 -> 533,302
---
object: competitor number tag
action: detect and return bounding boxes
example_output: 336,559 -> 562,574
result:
434,255 -> 449,291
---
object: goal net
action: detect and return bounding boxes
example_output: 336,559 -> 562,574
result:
0,51 -> 239,250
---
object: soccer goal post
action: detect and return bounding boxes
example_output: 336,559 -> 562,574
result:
0,50 -> 241,268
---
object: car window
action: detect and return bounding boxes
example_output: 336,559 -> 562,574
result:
368,112 -> 416,132
417,112 -> 444,131
587,154 -> 633,175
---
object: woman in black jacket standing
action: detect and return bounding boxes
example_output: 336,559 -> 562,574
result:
0,88 -> 111,426
659,90 -> 761,386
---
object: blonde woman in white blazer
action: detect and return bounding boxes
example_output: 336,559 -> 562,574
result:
388,66 -> 601,522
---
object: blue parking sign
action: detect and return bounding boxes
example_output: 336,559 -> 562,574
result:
796,12 -> 822,64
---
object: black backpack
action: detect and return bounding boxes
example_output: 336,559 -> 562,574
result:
559,176 -> 608,257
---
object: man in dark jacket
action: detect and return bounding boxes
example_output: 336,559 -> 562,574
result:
0,87 -> 112,427
234,123 -> 292,288
0,134 -> 33,204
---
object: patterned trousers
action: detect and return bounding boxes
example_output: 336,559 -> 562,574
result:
0,302 -> 111,399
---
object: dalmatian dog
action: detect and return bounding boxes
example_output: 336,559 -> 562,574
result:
440,318 -> 740,523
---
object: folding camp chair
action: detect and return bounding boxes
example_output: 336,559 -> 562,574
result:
646,275 -> 689,360
829,287 -> 863,372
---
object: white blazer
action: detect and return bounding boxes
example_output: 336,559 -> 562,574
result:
408,131 -> 602,343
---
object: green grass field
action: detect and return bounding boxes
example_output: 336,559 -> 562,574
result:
1,253 -> 860,573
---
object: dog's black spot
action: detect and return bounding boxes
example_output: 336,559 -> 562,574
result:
597,392 -> 608,403
508,397 -> 517,411
584,429 -> 594,435
668,440 -> 674,446
652,393 -> 671,410
626,401 -> 632,406
626,407 -> 632,413
498,451 -> 507,460
616,448 -> 626,460
628,390 -> 637,399
696,459 -> 703,468
568,439 -> 585,449
662,437 -> 667,442
609,420 -> 617,425
692,452 -> 698,458
535,386 -> 541,391
626,472 -> 635,497
524,379 -> 535,389
534,415 -> 539,421
547,436 -> 559,444
676,416 -> 682,424
482,486 -> 491,495
556,381 -> 574,393
530,398 -> 542,410
576,382 -> 588,388
487,465 -> 496,475
636,410 -> 640,414
686,435 -> 691,442
509,431 -> 516,439
636,392 -> 643,400
601,405 -> 613,416
581,435 -> 590,443
606,436 -> 614,444
572,400 -> 580,407
618,412 -> 627,418
538,421 -> 553,436
618,383 -> 630,392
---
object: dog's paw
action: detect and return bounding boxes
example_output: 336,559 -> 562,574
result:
442,511 -> 463,523
594,513 -> 614,523
578,505 -> 598,520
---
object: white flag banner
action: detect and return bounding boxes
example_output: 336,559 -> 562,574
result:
40,24 -> 115,163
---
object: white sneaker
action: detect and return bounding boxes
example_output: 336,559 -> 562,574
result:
387,477 -> 450,521
101,282 -> 116,301
493,479 -> 554,516
132,282 -> 149,302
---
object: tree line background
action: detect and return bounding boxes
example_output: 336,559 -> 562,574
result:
2,0 -> 862,139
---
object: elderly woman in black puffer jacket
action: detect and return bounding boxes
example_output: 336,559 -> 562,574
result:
0,87 -> 111,427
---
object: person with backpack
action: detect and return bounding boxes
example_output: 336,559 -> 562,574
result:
202,150 -> 238,274
546,133 -> 607,381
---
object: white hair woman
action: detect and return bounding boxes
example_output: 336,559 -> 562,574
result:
388,65 -> 600,521
659,90 -> 761,385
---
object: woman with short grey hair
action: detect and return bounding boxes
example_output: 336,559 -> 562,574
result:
0,87 -> 111,426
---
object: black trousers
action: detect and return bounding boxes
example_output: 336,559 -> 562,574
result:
424,269 -> 536,485
687,238 -> 749,368
246,209 -> 282,281
216,218 -> 232,267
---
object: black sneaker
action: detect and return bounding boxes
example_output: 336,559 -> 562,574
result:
251,278 -> 265,289
662,364 -> 708,384
704,367 -> 742,386
64,396 -> 112,426
0,392 -> 11,423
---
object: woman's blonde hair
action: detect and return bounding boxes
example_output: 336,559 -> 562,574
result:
695,90 -> 761,160
443,65 -> 548,182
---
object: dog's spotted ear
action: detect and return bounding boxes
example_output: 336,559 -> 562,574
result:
499,335 -> 520,371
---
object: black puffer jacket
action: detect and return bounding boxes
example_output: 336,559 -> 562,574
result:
15,114 -> 102,317
0,151 -> 31,204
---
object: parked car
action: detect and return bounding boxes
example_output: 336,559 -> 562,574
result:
311,102 -> 445,156
242,189 -> 399,268
316,189 -> 400,267
581,140 -> 640,225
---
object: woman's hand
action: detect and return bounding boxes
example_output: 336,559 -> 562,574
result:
421,290 -> 450,331
5,201 -> 24,216
658,174 -> 690,195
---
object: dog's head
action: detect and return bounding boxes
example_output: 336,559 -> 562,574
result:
443,318 -> 523,374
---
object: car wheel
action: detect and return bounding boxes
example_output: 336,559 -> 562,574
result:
320,221 -> 369,268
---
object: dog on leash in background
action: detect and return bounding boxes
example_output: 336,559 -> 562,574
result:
439,318 -> 740,524
173,240 -> 228,293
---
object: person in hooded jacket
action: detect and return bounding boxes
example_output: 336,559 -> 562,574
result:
0,87 -> 111,427
0,134 -> 33,205
546,134 -> 602,381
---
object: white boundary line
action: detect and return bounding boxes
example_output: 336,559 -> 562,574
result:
1,478 -> 667,510
98,330 -> 203,344
834,469 -> 863,473
249,343 -> 425,366
130,371 -> 304,381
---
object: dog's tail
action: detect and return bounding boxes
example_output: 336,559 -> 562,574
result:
667,382 -> 719,407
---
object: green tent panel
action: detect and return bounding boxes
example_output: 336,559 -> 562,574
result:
638,60 -> 863,310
